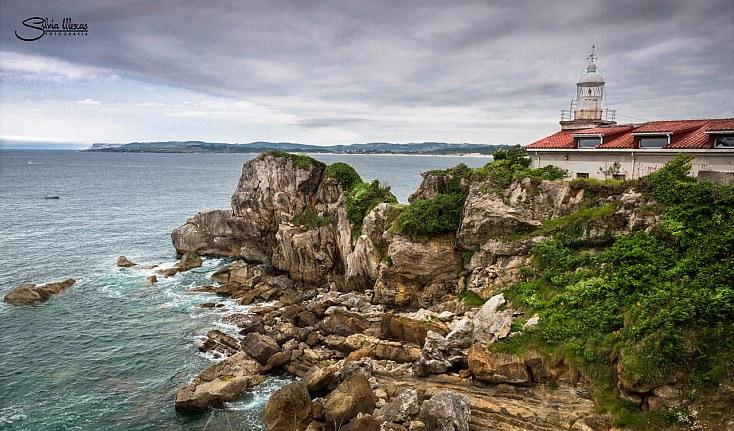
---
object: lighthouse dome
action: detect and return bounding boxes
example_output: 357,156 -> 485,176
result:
578,62 -> 604,85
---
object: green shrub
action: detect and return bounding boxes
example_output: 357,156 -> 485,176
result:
325,162 -> 362,191
394,193 -> 465,239
291,208 -> 332,230
458,289 -> 485,308
344,179 -> 397,227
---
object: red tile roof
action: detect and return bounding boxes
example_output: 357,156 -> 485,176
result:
632,120 -> 707,134
526,118 -> 734,150
526,130 -> 575,149
573,125 -> 635,136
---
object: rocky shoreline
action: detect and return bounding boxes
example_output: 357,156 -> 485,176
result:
161,151 -> 673,430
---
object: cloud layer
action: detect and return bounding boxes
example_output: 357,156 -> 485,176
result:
0,0 -> 732,146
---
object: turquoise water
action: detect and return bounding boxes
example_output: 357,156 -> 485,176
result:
0,150 -> 490,430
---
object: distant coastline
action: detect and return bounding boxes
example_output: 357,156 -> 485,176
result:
81,141 -> 508,156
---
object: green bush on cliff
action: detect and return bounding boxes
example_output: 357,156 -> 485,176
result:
395,193 -> 465,239
258,150 -> 325,170
325,162 -> 363,191
344,179 -> 397,227
503,154 -> 734,426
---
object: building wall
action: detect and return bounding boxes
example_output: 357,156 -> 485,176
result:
527,150 -> 734,181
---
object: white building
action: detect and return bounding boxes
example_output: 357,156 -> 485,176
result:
525,49 -> 734,183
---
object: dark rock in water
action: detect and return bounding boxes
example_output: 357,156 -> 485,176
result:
220,313 -> 255,328
199,302 -> 216,308
206,329 -> 241,352
323,374 -> 376,430
176,252 -> 202,272
263,381 -> 313,431
117,256 -> 136,267
155,267 -> 179,278
240,333 -> 280,365
145,275 -> 158,284
3,279 -> 76,304
174,351 -> 264,411
419,390 -> 471,431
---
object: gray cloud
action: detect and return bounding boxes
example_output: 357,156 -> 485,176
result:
0,0 -> 732,144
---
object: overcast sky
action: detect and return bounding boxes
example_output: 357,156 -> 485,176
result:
0,0 -> 732,149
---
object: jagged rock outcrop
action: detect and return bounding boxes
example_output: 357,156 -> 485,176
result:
172,209 -> 240,256
117,256 -> 136,267
272,223 -> 339,285
457,178 -> 584,250
419,390 -> 471,431
472,294 -> 514,344
467,344 -> 531,386
3,279 -> 76,304
374,235 -> 463,308
174,351 -> 264,411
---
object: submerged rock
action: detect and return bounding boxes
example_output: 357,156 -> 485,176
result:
3,278 -> 76,304
174,351 -> 264,411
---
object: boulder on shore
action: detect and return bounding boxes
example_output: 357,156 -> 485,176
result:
3,279 -> 76,304
174,351 -> 264,411
176,252 -> 203,272
117,256 -> 136,267
323,374 -> 377,430
419,390 -> 471,431
263,381 -> 313,431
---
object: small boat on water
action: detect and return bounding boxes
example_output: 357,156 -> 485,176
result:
44,195 -> 60,199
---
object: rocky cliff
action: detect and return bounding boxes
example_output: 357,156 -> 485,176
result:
171,152 -> 733,430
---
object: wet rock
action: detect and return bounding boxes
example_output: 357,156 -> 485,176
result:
176,252 -> 202,272
199,302 -> 216,308
472,293 -> 513,344
323,374 -> 377,430
419,390 -> 470,431
262,351 -> 290,373
263,381 -> 313,431
240,333 -> 280,366
117,256 -> 136,267
206,330 -> 241,352
155,267 -> 179,278
3,278 -> 76,304
145,275 -> 158,284
467,344 -> 531,386
381,312 -> 448,346
374,388 -> 419,424
174,351 -> 264,411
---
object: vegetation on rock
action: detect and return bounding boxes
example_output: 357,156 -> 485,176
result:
258,150 -> 325,170
345,180 -> 398,227
325,162 -> 363,192
501,154 -> 734,428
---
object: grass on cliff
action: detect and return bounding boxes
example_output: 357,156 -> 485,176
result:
394,146 -> 569,240
258,150 -> 325,170
499,154 -> 734,428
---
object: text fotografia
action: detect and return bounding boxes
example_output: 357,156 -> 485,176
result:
15,17 -> 88,41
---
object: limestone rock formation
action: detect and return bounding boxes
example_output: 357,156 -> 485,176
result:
3,279 -> 76,304
467,344 -> 531,386
174,351 -> 264,411
172,209 -> 239,256
374,388 -> 419,423
472,293 -> 513,344
175,252 -> 202,272
117,256 -> 136,267
323,374 -> 377,429
263,381 -> 313,431
381,312 -> 448,345
419,390 -> 471,431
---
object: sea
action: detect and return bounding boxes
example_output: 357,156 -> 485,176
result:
0,150 -> 491,430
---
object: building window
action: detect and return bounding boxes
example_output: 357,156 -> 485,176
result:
613,174 -> 626,181
714,136 -> 734,147
576,172 -> 589,179
576,137 -> 601,148
638,137 -> 668,148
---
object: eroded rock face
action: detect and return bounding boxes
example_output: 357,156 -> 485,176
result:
381,312 -> 449,346
272,224 -> 338,285
176,252 -> 202,272
323,374 -> 377,430
174,351 -> 264,411
374,236 -> 462,308
374,388 -> 419,424
467,344 -> 531,386
472,294 -> 513,344
419,390 -> 471,431
263,381 -> 313,431
3,279 -> 76,304
172,209 -> 240,256
457,178 -> 583,250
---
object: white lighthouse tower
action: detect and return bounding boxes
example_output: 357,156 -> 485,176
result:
560,46 -> 616,130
